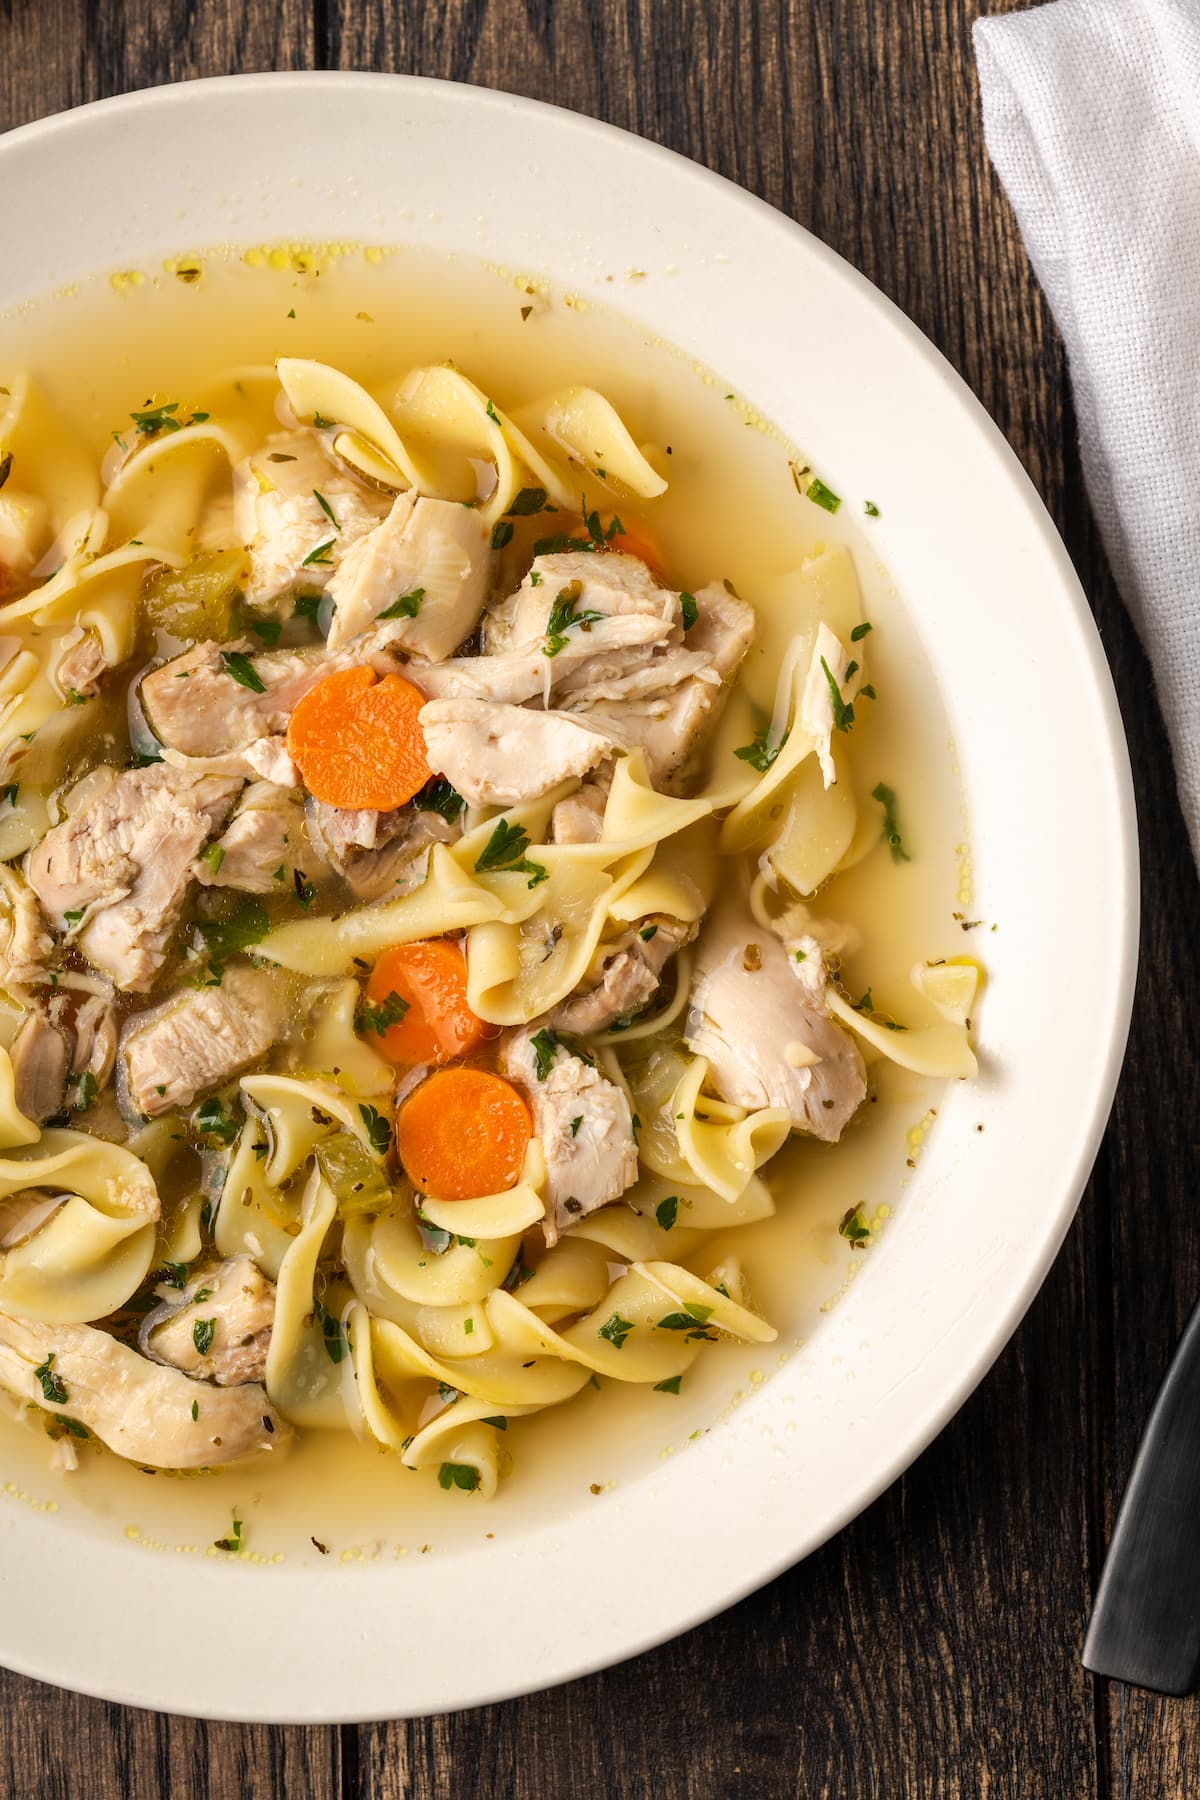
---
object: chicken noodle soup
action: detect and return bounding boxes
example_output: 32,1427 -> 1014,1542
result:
0,252 -> 978,1507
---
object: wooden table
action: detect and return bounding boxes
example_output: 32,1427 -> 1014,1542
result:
3,2 -> 1197,1793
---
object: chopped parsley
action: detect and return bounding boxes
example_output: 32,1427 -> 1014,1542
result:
33,1353 -> 67,1405
300,539 -> 336,568
485,399 -> 499,422
805,476 -> 841,513
191,1399 -> 199,1421
871,782 -> 910,863
599,1312 -> 634,1350
0,452 -> 11,493
438,1462 -> 481,1492
507,485 -> 548,515
839,1206 -> 872,1249
639,924 -> 658,943
220,650 -> 266,693
247,617 -> 282,647
195,1096 -> 241,1145
201,842 -> 225,874
820,657 -> 855,732
653,1375 -> 682,1394
543,581 -> 605,657
312,1295 -> 351,1364
480,1416 -> 508,1430
358,1103 -> 392,1156
67,689 -> 86,706
192,1318 -> 215,1356
63,909 -> 83,927
415,775 -> 465,822
129,399 -> 209,437
3,783 -> 17,808
312,489 -> 339,529
679,591 -> 698,631
312,412 -> 336,429
530,1027 -> 560,1081
570,1115 -> 583,1138
734,727 -> 788,772
491,521 -> 514,550
293,868 -> 316,909
158,1261 -> 189,1289
213,1510 -> 243,1553
864,500 -> 880,517
655,1196 -> 679,1232
195,895 -> 270,968
474,818 -> 548,889
378,586 -> 425,620
655,1302 -> 717,1341
293,592 -> 323,625
356,989 -> 409,1037
851,621 -> 873,642
70,1070 -> 98,1112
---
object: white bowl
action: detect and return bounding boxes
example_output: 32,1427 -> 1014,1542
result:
0,73 -> 1137,1721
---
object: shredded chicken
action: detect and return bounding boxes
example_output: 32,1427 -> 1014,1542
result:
684,902 -> 866,1141
195,782 -> 305,894
552,915 -> 696,1035
307,798 -> 460,902
419,699 -> 618,807
232,430 -> 390,607
140,638 -> 332,759
9,1008 -> 67,1123
0,865 -> 52,988
0,1310 -> 290,1468
27,763 -> 239,992
141,1256 -> 276,1387
326,492 -> 491,655
500,1027 -> 638,1244
71,992 -> 119,1089
55,627 -> 108,700
121,967 -> 287,1116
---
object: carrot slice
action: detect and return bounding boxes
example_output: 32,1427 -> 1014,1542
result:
286,666 -> 432,809
364,939 -> 490,1069
397,1068 -> 533,1201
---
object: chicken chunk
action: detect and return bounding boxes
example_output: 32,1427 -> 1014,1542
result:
800,620 -> 854,788
326,492 -> 490,656
121,966 -> 286,1116
195,782 -> 305,894
419,699 -> 619,807
500,1028 -> 638,1245
485,549 -> 681,654
307,798 -> 460,902
140,638 -> 331,759
567,582 -> 755,793
71,992 -> 119,1089
27,763 -> 240,992
0,1310 -> 290,1469
142,1255 -> 276,1387
9,1008 -> 67,1123
55,627 -> 108,700
409,612 -> 672,706
232,430 -> 390,608
551,915 -> 696,1035
549,774 -> 610,845
0,864 -> 52,988
684,903 -> 866,1141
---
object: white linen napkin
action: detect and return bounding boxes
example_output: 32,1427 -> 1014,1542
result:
974,0 -> 1200,864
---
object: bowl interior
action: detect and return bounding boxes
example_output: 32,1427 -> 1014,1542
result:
0,73 -> 1136,1721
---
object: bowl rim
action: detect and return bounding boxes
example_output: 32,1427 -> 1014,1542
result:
0,68 -> 1139,1721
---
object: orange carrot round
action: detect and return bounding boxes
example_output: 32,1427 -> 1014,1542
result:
397,1068 -> 532,1201
286,666 -> 432,809
365,939 -> 490,1069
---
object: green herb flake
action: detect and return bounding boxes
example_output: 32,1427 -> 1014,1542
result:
201,842 -> 225,874
220,650 -> 267,693
806,476 -> 841,513
356,989 -> 409,1037
293,868 -> 316,909
378,586 -> 425,620
3,783 -> 17,808
158,1261 -> 189,1290
734,727 -> 788,772
195,895 -> 270,967
192,1318 -> 215,1356
63,909 -> 84,927
34,1353 -> 67,1405
312,489 -> 339,529
638,923 -> 658,943
679,591 -> 698,632
300,539 -> 335,569
194,1096 -> 241,1146
474,818 -> 548,889
480,1416 -> 508,1430
415,775 -> 465,822
0,452 -> 11,493
248,617 -> 282,647
67,689 -> 86,707
508,486 -> 548,516
850,621 -> 873,643
543,581 -> 605,657
191,1399 -> 199,1421
530,1027 -> 559,1081
820,657 -> 855,733
485,399 -> 499,422
570,1115 -> 583,1138
312,1295 -> 351,1364
312,412 -> 336,429
358,1103 -> 392,1156
871,782 -> 910,863
491,521 -> 514,550
464,1317 -> 474,1336
653,1375 -> 682,1395
213,1510 -> 243,1553
655,1196 -> 679,1232
438,1461 -> 481,1492
599,1312 -> 634,1350
70,1070 -> 98,1112
864,500 -> 880,517
839,1206 -> 872,1248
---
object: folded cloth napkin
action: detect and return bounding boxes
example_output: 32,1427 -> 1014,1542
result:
975,0 -> 1200,864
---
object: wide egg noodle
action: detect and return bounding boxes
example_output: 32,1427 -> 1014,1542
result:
619,1044 -> 790,1204
102,420 -> 250,562
523,386 -> 669,499
825,983 -> 978,1079
264,1165 -> 350,1427
0,374 -> 100,565
283,979 -> 395,1099
0,1129 -> 159,1323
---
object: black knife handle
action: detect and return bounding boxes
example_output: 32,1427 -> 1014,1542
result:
1084,1295 -> 1200,1694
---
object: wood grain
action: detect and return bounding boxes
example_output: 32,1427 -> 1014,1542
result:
3,0 -> 1199,1795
